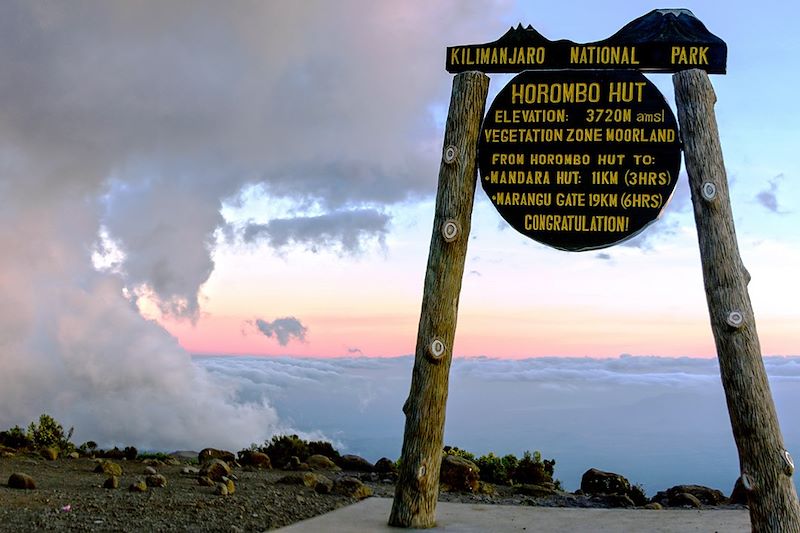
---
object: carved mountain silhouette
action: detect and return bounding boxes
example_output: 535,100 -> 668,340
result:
446,8 -> 726,73
606,9 -> 725,45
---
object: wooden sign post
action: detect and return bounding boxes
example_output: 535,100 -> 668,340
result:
392,9 -> 798,529
388,71 -> 489,528
674,69 -> 800,531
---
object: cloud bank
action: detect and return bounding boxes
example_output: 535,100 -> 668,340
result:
194,355 -> 800,492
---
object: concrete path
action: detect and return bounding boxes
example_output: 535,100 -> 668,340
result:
277,497 -> 750,532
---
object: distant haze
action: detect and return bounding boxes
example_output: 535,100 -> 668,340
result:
197,355 -> 800,494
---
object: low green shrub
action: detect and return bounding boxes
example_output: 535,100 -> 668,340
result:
0,425 -> 33,449
247,434 -> 341,467
443,445 -> 476,462
27,414 -> 74,452
443,446 -> 560,488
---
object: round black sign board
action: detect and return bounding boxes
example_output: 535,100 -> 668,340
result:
478,69 -> 681,251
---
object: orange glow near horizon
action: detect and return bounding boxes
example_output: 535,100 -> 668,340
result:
156,304 -> 778,359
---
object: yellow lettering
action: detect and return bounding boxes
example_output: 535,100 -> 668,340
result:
671,46 -> 709,66
450,48 -> 460,65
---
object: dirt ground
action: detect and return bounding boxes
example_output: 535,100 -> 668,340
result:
0,453 -> 744,532
0,454 -> 357,532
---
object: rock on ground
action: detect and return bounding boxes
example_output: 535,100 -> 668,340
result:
334,476 -> 373,500
198,448 -> 236,465
199,458 -> 231,481
94,460 -> 123,477
440,455 -> 480,493
8,472 -> 36,490
307,454 -> 340,471
337,454 -> 373,472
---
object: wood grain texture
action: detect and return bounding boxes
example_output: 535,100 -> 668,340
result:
388,71 -> 489,528
674,69 -> 800,532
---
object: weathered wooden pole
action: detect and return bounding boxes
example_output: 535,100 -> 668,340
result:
389,71 -> 489,528
674,69 -> 800,531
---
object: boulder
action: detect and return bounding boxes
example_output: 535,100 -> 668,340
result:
276,473 -> 305,485
181,466 -> 200,476
277,472 -> 321,488
94,461 -> 123,477
238,450 -> 272,469
103,476 -> 119,489
307,454 -> 340,471
0,445 -> 16,458
128,479 -> 148,493
275,471 -> 333,493
670,485 -> 726,505
374,457 -> 398,475
314,474 -> 334,494
8,473 -> 36,490
197,476 -> 215,487
215,482 -> 229,496
40,447 -> 59,461
142,459 -> 164,468
337,454 -> 374,472
283,456 -> 309,471
334,476 -> 373,500
597,493 -> 636,508
67,451 -> 80,460
580,468 -> 631,496
221,477 -> 235,494
652,484 -> 726,507
198,448 -> 236,465
144,466 -> 157,475
643,502 -> 663,510
146,474 -> 167,488
440,455 -> 480,493
670,492 -> 702,508
199,458 -> 231,481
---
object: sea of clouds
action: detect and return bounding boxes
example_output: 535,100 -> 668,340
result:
197,354 -> 800,493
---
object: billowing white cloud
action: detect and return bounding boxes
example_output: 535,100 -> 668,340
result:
0,1 -> 511,450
